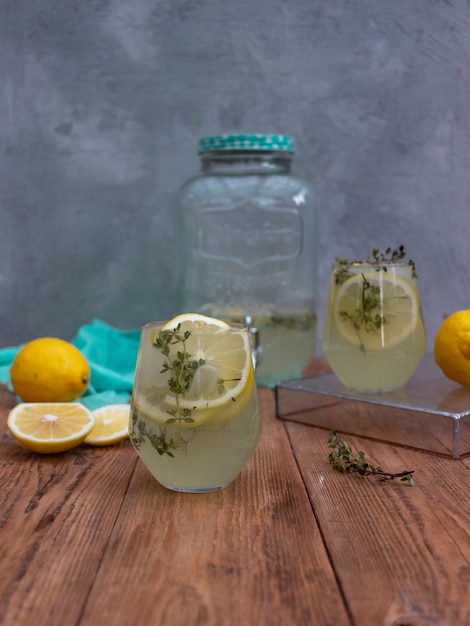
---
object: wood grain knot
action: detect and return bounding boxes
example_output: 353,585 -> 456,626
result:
34,513 -> 56,532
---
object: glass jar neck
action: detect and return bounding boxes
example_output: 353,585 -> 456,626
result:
199,150 -> 292,175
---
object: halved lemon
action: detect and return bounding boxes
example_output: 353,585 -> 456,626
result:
135,313 -> 254,427
7,402 -> 95,454
333,271 -> 419,350
84,404 -> 130,446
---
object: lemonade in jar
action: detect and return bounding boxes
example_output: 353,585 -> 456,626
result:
129,314 -> 261,492
199,303 -> 317,385
322,247 -> 426,392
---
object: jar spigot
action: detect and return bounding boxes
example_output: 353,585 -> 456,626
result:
245,315 -> 263,370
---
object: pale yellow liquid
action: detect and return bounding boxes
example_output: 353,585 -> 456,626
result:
130,390 -> 260,492
322,264 -> 427,392
323,333 -> 426,391
199,305 -> 317,386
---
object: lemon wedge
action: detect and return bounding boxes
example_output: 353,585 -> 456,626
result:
7,402 -> 95,454
85,404 -> 130,446
333,271 -> 419,350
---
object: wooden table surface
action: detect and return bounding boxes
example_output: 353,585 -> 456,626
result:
1,361 -> 470,626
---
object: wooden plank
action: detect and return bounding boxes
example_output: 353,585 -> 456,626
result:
0,384 -> 16,416
287,421 -> 470,625
79,390 -> 351,626
0,386 -> 139,626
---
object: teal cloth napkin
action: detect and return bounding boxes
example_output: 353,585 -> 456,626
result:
0,319 -> 141,410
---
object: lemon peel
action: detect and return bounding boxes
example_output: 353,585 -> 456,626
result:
434,310 -> 470,387
10,337 -> 90,402
85,404 -> 130,446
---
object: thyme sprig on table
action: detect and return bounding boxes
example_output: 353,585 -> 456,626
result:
327,430 -> 415,486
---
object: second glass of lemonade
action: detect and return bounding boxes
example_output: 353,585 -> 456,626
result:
129,314 -> 261,492
322,255 -> 426,392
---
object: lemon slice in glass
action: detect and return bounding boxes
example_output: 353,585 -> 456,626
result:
135,367 -> 254,428
7,402 -> 95,454
333,271 -> 419,350
133,389 -> 218,427
133,313 -> 254,428
161,312 -> 252,408
162,312 -> 231,333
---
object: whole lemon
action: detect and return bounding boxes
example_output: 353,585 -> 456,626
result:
10,337 -> 91,402
434,310 -> 470,387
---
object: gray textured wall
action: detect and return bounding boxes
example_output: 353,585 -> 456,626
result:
1,0 -> 469,355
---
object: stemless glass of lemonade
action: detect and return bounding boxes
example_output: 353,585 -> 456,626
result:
322,248 -> 426,392
129,314 -> 261,492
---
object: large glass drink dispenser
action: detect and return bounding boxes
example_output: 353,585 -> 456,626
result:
174,133 -> 318,387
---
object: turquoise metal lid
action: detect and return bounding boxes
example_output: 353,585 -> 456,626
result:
198,134 -> 294,153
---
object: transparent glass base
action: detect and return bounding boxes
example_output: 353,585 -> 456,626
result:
164,485 -> 226,493
347,385 -> 402,394
275,354 -> 470,459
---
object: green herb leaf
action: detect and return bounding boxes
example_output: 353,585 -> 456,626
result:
327,430 -> 415,486
334,245 -> 416,352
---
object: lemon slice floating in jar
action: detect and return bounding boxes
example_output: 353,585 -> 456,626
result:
333,271 -> 419,350
134,313 -> 254,427
7,402 -> 95,454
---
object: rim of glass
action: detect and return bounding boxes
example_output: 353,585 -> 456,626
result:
141,320 -> 247,332
332,260 -> 414,269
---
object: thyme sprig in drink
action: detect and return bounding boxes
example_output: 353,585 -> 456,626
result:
322,247 -> 426,392
129,314 -> 261,492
